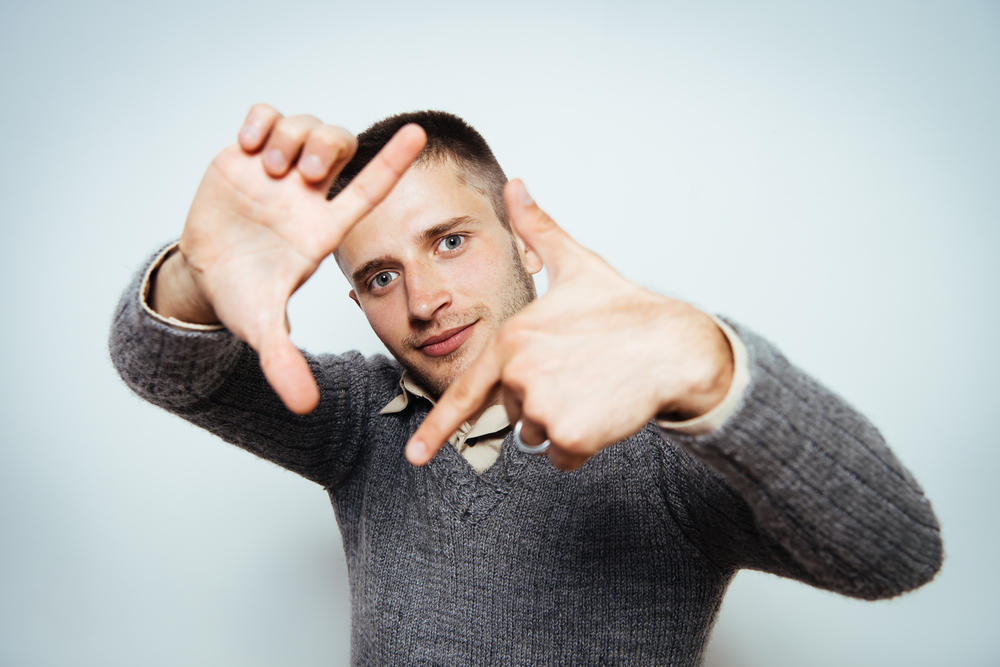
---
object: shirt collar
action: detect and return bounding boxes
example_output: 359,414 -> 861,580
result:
380,371 -> 510,444
379,371 -> 436,415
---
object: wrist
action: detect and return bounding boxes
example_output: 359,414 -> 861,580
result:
655,310 -> 734,421
148,248 -> 219,325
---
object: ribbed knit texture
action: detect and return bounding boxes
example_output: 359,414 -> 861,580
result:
110,251 -> 942,666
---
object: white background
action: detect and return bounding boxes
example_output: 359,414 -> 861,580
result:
1,1 -> 997,665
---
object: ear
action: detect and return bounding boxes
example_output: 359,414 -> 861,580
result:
513,230 -> 544,275
348,290 -> 364,311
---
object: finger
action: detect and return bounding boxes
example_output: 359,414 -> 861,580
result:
405,341 -> 502,466
518,415 -> 548,448
260,114 -> 323,178
297,124 -> 358,187
547,447 -> 591,471
324,123 -> 427,250
503,179 -> 586,284
501,388 -> 522,426
238,103 -> 282,153
258,331 -> 320,414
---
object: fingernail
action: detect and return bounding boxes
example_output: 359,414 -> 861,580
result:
264,148 -> 286,171
407,439 -> 426,462
518,181 -> 534,207
299,154 -> 323,179
239,123 -> 260,144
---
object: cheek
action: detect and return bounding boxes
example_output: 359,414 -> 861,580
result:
447,250 -> 506,299
361,295 -> 407,343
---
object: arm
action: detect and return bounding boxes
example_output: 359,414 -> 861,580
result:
407,179 -> 738,468
658,321 -> 941,599
110,244 -> 403,488
142,104 -> 425,414
109,105 -> 426,483
409,180 -> 942,597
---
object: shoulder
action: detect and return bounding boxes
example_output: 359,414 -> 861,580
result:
310,351 -> 404,417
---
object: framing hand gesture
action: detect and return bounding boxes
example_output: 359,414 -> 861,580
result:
406,180 -> 734,470
151,104 -> 426,414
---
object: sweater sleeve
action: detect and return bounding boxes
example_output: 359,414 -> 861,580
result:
657,320 -> 942,600
108,247 -> 402,489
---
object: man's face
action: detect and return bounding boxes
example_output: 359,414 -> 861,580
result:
337,161 -> 542,398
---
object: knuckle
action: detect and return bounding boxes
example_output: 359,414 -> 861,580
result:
533,211 -> 557,231
447,379 -> 480,411
373,146 -> 408,178
346,176 -> 375,207
329,125 -> 357,145
548,422 -> 586,453
337,132 -> 359,162
272,117 -> 309,144
248,102 -> 278,119
286,114 -> 321,129
310,126 -> 351,154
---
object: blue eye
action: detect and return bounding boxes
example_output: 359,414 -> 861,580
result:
370,271 -> 398,290
439,235 -> 464,251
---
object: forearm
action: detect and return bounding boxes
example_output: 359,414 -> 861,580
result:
109,246 -> 377,487
662,321 -> 942,599
112,244 -> 242,410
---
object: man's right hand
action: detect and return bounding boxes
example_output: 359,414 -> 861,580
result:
150,104 -> 427,414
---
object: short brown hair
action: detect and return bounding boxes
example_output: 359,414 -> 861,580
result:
328,111 -> 510,229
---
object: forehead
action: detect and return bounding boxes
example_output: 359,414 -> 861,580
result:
336,161 -> 500,279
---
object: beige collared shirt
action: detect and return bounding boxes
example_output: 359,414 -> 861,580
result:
380,374 -> 513,473
142,243 -> 752,474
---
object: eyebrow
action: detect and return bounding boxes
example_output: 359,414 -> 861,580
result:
350,216 -> 480,287
418,215 -> 478,244
351,256 -> 394,289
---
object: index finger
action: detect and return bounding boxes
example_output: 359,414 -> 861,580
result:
405,342 -> 503,466
321,123 -> 427,251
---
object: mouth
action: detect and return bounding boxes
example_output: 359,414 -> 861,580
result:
418,322 -> 477,357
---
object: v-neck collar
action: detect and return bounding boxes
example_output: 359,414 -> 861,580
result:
407,411 -> 537,524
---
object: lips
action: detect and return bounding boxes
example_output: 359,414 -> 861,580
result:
418,322 -> 476,357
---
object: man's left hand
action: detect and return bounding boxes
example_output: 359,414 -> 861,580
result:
406,180 -> 734,470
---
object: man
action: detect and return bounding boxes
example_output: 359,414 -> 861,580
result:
110,104 -> 942,665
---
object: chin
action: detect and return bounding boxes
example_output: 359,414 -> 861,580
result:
404,351 -> 474,399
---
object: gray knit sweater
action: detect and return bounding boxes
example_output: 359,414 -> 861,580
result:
109,254 -> 942,666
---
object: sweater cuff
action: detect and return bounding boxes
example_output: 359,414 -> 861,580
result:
656,316 -> 750,436
110,243 -> 246,410
140,242 -> 225,332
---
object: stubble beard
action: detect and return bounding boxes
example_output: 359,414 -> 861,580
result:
393,242 -> 537,400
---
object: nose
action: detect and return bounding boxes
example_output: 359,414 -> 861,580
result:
405,264 -> 451,322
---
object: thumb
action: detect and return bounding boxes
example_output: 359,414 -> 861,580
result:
258,330 -> 320,414
504,179 -> 584,284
